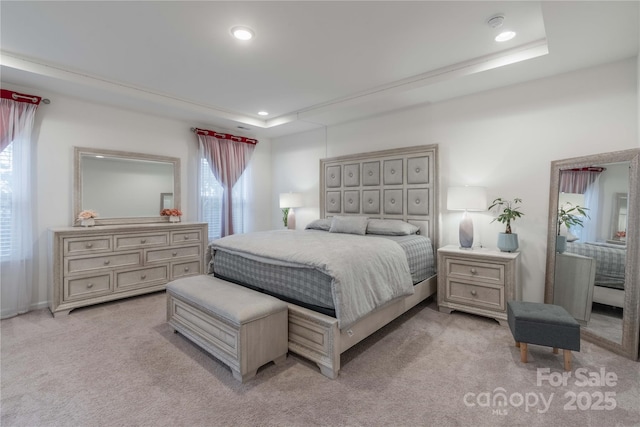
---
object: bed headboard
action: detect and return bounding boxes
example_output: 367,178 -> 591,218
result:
320,144 -> 439,248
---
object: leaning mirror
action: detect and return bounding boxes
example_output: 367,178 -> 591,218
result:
74,147 -> 181,226
544,149 -> 640,360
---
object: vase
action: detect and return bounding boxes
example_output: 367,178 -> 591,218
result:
497,233 -> 519,252
81,218 -> 95,227
169,215 -> 180,223
556,235 -> 567,253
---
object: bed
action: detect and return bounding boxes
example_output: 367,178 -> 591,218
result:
564,241 -> 626,308
208,144 -> 438,378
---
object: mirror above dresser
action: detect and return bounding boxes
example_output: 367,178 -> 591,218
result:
74,147 -> 181,226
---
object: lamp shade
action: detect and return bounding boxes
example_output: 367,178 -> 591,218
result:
279,192 -> 303,209
447,186 -> 487,212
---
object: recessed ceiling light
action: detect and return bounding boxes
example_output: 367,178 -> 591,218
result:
495,31 -> 516,42
258,111 -> 269,116
231,26 -> 254,41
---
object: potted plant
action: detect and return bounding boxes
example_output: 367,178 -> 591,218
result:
489,197 -> 524,252
556,203 -> 589,253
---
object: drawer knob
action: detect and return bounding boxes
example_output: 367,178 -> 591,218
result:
172,252 -> 178,257
87,283 -> 94,289
470,290 -> 477,296
86,243 -> 93,248
141,274 -> 147,280
184,267 -> 190,272
184,235 -> 189,240
141,239 -> 147,244
470,268 -> 477,274
104,260 -> 110,265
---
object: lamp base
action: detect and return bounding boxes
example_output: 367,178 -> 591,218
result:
287,209 -> 296,230
459,212 -> 474,249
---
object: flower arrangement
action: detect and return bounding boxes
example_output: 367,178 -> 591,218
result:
160,208 -> 182,217
78,209 -> 98,220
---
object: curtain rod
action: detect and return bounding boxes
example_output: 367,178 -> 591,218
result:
1,91 -> 51,104
191,127 -> 258,145
13,93 -> 51,104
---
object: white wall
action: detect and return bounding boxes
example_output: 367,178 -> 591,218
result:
271,58 -> 638,303
1,83 -> 272,310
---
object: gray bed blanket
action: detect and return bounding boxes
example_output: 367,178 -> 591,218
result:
210,230 -> 414,329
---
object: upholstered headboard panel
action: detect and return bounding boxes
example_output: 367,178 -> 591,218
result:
320,145 -> 438,247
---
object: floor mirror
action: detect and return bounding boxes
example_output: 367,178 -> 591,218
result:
544,149 -> 640,360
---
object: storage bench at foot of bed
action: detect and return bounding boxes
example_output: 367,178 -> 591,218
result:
166,275 -> 288,382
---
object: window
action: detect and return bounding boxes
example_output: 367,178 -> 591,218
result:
0,142 -> 13,258
200,158 -> 246,241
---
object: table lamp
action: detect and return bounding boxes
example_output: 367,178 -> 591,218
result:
447,186 -> 487,248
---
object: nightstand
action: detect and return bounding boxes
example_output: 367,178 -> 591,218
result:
437,245 -> 520,326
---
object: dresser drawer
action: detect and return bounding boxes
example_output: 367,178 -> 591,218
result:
115,265 -> 169,291
445,258 -> 504,284
114,233 -> 169,250
171,229 -> 202,245
146,245 -> 201,263
64,237 -> 112,256
66,252 -> 141,275
171,260 -> 201,279
446,279 -> 504,311
64,274 -> 112,301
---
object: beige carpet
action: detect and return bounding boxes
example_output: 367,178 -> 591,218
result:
2,292 -> 639,427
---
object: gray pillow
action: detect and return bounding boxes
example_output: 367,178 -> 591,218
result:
329,216 -> 368,235
305,218 -> 332,231
367,219 -> 419,236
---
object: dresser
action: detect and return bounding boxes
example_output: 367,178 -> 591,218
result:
48,222 -> 208,317
437,245 -> 520,326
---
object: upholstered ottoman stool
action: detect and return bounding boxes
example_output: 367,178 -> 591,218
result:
507,301 -> 580,371
167,275 -> 288,382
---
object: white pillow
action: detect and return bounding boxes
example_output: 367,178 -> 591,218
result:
305,218 -> 331,231
367,219 -> 419,236
329,216 -> 368,235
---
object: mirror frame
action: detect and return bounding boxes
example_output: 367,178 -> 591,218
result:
73,147 -> 181,226
544,148 -> 640,360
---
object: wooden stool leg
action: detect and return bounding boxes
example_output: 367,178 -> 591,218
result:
564,350 -> 572,371
520,343 -> 528,363
515,341 -> 520,348
553,347 -> 559,354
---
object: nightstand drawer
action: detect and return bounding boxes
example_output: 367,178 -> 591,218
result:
446,259 -> 504,284
446,279 -> 504,311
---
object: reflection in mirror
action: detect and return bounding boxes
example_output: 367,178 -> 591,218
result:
74,147 -> 181,226
160,193 -> 174,210
609,193 -> 628,244
545,149 -> 639,361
